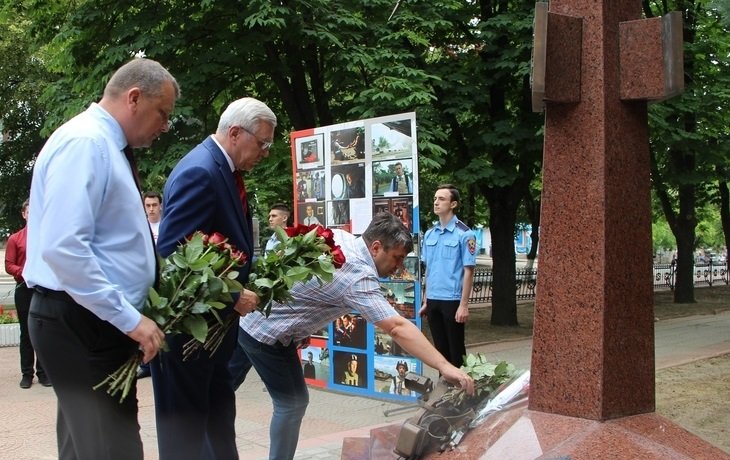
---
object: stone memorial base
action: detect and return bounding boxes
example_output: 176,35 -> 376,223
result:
342,400 -> 730,459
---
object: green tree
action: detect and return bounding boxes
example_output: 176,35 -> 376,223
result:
0,11 -> 50,235
14,0 -> 544,326
647,0 -> 730,302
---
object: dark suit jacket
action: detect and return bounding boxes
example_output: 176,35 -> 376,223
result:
153,135 -> 252,459
158,136 -> 253,283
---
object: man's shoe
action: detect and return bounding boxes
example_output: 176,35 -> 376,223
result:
19,375 -> 33,389
136,366 -> 151,379
38,376 -> 52,387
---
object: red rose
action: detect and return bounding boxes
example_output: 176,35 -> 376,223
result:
331,246 -> 346,268
285,224 -> 313,237
316,227 -> 335,246
230,250 -> 248,266
208,232 -> 227,248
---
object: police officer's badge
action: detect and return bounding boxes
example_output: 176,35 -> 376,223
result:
467,238 -> 476,255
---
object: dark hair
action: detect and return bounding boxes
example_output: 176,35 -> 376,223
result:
143,191 -> 162,202
270,203 -> 290,213
437,183 -> 460,204
362,212 -> 413,253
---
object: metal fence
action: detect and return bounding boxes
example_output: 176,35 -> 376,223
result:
468,261 -> 729,305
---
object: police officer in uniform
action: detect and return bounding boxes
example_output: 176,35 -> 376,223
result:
419,184 -> 477,368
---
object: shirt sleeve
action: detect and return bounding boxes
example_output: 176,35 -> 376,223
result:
37,137 -> 142,332
461,229 -> 478,267
4,234 -> 22,280
347,266 -> 399,324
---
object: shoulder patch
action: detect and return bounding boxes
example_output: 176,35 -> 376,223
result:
455,220 -> 470,232
467,238 -> 477,255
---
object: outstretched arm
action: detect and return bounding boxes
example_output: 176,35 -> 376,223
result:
376,315 -> 475,394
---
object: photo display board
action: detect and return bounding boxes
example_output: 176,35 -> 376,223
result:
290,112 -> 422,402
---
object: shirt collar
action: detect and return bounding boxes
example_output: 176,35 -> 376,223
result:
211,135 -> 236,172
89,103 -> 127,153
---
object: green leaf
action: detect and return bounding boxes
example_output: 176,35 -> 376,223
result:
190,302 -> 210,314
182,316 -> 208,343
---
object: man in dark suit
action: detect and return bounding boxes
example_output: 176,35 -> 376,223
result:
152,97 -> 277,460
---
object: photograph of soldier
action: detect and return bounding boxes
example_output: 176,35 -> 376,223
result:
374,355 -> 418,396
334,352 -> 367,388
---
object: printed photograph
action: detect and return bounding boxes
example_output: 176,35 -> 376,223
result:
328,200 -> 350,226
296,169 -> 326,201
370,119 -> 413,160
373,327 -> 412,358
372,159 -> 413,196
374,355 -> 419,396
332,313 -> 367,349
330,127 -> 365,163
380,282 -> 416,319
298,342 -> 330,386
331,163 -> 366,200
295,133 -> 325,169
333,351 -> 368,388
298,202 -> 325,226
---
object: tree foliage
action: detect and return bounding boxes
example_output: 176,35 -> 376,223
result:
647,0 -> 730,302
0,8 -> 50,235
2,0 -> 727,320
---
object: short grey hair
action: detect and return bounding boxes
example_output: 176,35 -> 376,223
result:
362,212 -> 413,252
104,58 -> 180,99
216,97 -> 277,134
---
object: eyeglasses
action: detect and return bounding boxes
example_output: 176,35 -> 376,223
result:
237,126 -> 273,151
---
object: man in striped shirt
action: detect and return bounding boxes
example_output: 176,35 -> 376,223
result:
229,212 -> 475,460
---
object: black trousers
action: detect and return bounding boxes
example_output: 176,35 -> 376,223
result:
15,282 -> 46,379
150,312 -> 239,460
425,299 -> 466,368
29,288 -> 143,460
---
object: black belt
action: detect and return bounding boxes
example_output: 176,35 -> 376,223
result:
33,286 -> 75,304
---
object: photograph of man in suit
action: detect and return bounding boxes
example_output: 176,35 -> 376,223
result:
151,97 -> 276,460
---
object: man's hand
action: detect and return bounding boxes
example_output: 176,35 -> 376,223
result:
455,303 -> 469,323
418,299 -> 428,317
127,315 -> 165,364
440,364 -> 475,395
234,288 -> 260,316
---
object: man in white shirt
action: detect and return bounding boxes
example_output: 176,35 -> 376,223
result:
264,203 -> 290,253
144,191 -> 162,242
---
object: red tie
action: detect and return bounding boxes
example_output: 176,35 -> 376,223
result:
234,170 -> 248,214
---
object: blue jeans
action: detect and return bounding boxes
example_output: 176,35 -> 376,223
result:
229,328 -> 309,460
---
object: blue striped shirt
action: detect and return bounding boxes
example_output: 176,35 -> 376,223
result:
240,230 -> 398,346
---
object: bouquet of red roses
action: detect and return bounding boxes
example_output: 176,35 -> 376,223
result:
251,224 -> 346,315
94,231 -> 246,402
182,224 -> 345,360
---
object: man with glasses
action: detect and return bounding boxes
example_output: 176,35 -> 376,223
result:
23,58 -> 176,460
152,97 -> 276,460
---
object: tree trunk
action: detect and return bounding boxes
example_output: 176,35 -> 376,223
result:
673,183 -> 697,303
719,179 -> 730,273
524,190 -> 540,261
486,187 -> 519,326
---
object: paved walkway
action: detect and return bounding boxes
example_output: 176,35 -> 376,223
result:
1,311 -> 729,459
